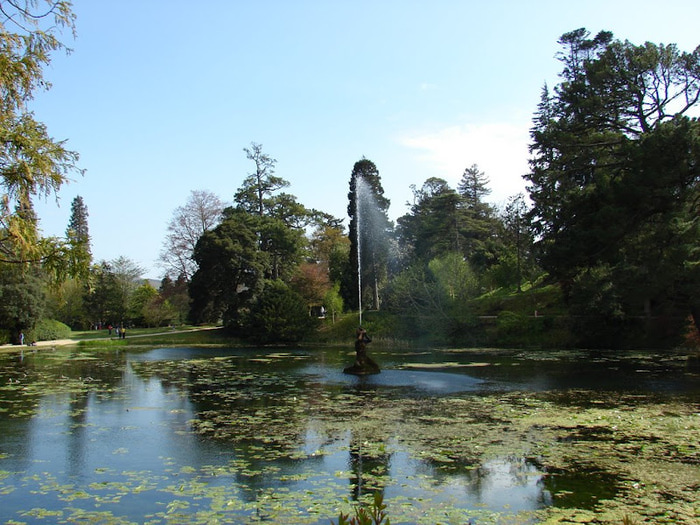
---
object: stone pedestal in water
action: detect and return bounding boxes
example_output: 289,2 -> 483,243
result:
344,327 -> 380,375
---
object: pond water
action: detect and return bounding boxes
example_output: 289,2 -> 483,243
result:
0,345 -> 698,524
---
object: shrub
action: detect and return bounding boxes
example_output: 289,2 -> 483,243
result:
241,280 -> 318,344
28,319 -> 72,342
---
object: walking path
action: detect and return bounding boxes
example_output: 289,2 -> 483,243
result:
0,326 -> 222,353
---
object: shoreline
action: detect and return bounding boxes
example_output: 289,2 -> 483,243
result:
0,326 -> 223,354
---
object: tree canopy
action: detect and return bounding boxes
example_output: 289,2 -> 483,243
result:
0,1 -> 81,265
527,28 -> 700,344
345,158 -> 392,311
160,189 -> 223,280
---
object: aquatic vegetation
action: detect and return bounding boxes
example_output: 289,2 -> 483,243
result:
0,347 -> 698,524
333,492 -> 391,525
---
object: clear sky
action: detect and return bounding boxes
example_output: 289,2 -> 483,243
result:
30,0 -> 700,279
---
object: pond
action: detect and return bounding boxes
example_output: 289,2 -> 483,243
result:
0,345 -> 698,524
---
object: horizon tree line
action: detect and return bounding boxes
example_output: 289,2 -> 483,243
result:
1,2 -> 697,348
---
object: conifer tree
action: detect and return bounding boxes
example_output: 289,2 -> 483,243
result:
345,158 -> 392,311
65,195 -> 91,275
527,28 -> 700,345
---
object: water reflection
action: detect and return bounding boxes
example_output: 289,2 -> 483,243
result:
0,345 -> 694,523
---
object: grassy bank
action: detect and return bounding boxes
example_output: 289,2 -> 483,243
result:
72,326 -> 242,348
321,282 -> 699,351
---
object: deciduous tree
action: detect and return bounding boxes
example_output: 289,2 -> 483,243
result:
0,1 -> 82,266
159,189 -> 223,280
84,257 -> 143,326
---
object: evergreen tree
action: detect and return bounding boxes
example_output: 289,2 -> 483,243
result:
458,164 -> 491,211
66,196 -> 89,243
345,158 -> 392,311
188,209 -> 266,325
456,164 -> 501,273
65,195 -> 91,276
159,274 -> 189,324
189,146 -> 313,333
498,193 -> 536,291
397,178 -> 461,263
241,279 -> 317,343
234,143 -> 286,218
233,143 -> 308,279
527,28 -> 700,346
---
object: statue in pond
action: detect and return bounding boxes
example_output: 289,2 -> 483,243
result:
344,327 -> 380,375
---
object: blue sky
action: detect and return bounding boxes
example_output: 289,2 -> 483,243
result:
31,0 -> 700,279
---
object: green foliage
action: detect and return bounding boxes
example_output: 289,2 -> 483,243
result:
64,195 -> 91,279
0,1 -> 82,268
240,279 -> 318,343
397,177 -> 461,262
526,28 -> 700,347
333,492 -> 391,525
159,275 -> 189,325
28,318 -> 71,341
128,283 -> 159,326
396,172 -> 505,284
384,254 -> 481,344
189,209 -> 265,324
0,262 -> 46,342
256,213 -> 306,281
45,277 -> 89,329
234,142 -> 287,217
323,282 -> 344,323
345,158 -> 392,311
190,145 -> 314,327
83,257 -> 143,325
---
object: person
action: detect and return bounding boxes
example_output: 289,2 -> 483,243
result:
19,332 -> 24,346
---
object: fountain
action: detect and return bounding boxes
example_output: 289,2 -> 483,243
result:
344,175 -> 381,375
343,326 -> 380,375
